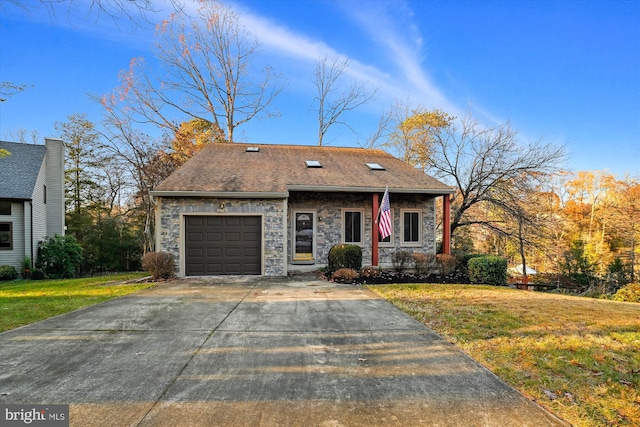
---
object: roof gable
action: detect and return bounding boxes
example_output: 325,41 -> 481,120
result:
0,140 -> 47,200
153,143 -> 453,195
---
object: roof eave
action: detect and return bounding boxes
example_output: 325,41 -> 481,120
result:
0,197 -> 32,202
287,184 -> 455,195
150,190 -> 289,199
151,187 -> 455,198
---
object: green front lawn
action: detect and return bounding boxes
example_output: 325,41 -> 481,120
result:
369,284 -> 640,427
0,273 -> 154,332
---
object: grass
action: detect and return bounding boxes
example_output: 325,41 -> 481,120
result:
368,284 -> 640,427
0,273 -> 154,333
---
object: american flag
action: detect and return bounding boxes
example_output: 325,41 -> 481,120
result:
379,187 -> 392,239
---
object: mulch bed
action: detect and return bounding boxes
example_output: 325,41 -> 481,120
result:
327,270 -> 471,285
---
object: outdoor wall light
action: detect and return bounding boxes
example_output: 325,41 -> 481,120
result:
219,202 -> 225,210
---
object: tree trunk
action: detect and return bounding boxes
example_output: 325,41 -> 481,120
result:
518,220 -> 528,284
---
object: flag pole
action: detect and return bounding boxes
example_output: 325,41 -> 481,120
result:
374,186 -> 387,225
373,186 -> 390,267
372,191 -> 380,266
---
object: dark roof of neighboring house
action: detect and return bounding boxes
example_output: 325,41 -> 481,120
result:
0,140 -> 47,200
153,143 -> 454,196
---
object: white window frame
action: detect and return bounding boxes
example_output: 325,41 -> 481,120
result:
342,209 -> 364,245
401,209 -> 422,247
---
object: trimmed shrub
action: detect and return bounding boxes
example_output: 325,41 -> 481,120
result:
461,253 -> 486,264
413,253 -> 435,274
31,269 -> 47,280
141,252 -> 176,280
468,256 -> 507,286
0,265 -> 18,281
332,268 -> 359,283
36,235 -> 83,279
328,244 -> 362,271
612,283 -> 640,303
436,254 -> 458,276
392,251 -> 413,272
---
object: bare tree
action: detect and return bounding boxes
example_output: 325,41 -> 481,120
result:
0,82 -> 31,103
386,109 -> 566,248
363,109 -> 393,149
3,128 -> 40,144
100,96 -> 170,253
110,0 -> 282,142
313,56 -> 375,146
4,0 -> 183,27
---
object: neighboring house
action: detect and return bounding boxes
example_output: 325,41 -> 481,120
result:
0,139 -> 65,274
152,143 -> 454,276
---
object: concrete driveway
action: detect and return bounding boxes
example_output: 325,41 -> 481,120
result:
0,276 -> 567,426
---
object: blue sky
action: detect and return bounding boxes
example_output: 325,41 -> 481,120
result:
1,0 -> 638,177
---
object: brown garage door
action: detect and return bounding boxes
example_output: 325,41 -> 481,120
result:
185,216 -> 261,275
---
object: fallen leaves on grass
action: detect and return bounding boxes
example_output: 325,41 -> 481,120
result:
369,284 -> 640,427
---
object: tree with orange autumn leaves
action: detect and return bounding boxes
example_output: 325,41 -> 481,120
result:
384,107 -> 638,283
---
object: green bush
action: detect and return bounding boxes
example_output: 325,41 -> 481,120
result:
36,235 -> 83,279
31,269 -> 47,280
560,240 -> 597,287
612,283 -> 640,303
141,252 -> 176,280
468,256 -> 507,286
327,244 -> 362,271
0,265 -> 18,281
462,253 -> 486,264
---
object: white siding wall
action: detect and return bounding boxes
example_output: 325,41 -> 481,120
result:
32,160 -> 48,253
23,202 -> 33,266
0,139 -> 65,274
44,138 -> 65,238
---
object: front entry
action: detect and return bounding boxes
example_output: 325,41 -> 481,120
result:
293,211 -> 315,263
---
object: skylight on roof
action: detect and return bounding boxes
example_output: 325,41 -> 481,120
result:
246,146 -> 260,152
366,163 -> 385,170
305,160 -> 322,168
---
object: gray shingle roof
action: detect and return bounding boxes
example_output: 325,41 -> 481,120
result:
153,143 -> 453,195
0,140 -> 47,200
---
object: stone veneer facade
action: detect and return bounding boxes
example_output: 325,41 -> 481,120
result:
156,192 -> 438,277
155,197 -> 287,276
288,192 -> 437,268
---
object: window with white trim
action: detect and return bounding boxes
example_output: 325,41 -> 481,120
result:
401,209 -> 421,246
343,209 -> 363,244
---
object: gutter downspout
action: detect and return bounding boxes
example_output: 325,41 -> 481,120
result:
29,200 -> 34,267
